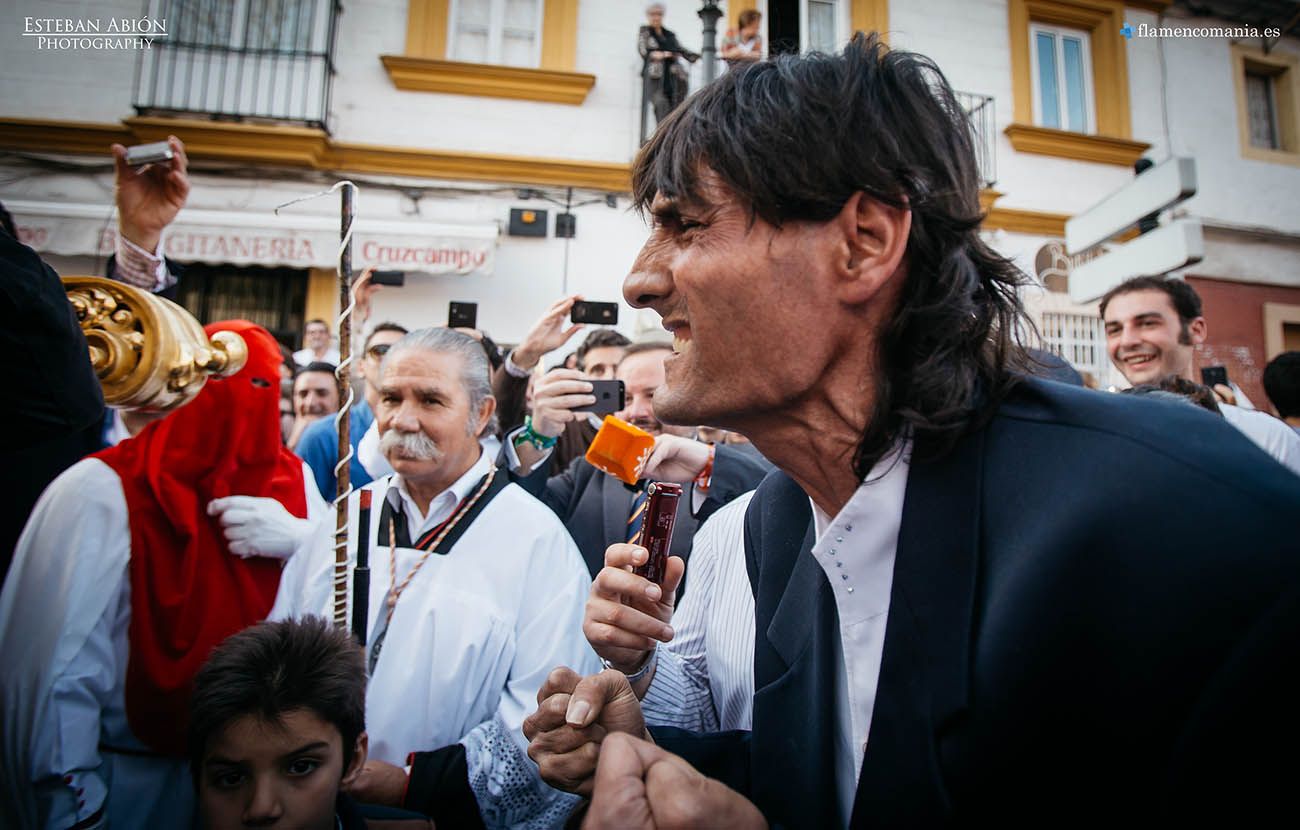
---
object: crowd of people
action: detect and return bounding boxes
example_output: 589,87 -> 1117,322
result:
3,30 -> 1300,830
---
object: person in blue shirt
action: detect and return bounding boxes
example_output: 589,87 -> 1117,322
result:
296,322 -> 407,501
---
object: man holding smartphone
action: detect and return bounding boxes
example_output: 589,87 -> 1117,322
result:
108,136 -> 190,298
1101,275 -> 1300,475
505,341 -> 766,580
491,296 -> 630,475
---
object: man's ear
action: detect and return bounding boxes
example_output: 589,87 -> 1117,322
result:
474,396 -> 498,437
834,190 -> 911,305
341,732 -> 369,788
1187,316 -> 1208,346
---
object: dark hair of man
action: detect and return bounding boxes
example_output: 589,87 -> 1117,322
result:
575,329 -> 633,366
306,318 -> 329,330
1122,373 -> 1221,415
364,321 -> 409,353
1098,276 -> 1203,345
478,331 -> 506,372
301,361 -> 337,377
738,9 -> 761,27
1263,351 -> 1300,419
632,32 -> 1030,477
188,616 -> 366,786
618,340 -> 673,365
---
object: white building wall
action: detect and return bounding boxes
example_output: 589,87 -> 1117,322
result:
2,0 -> 141,121
5,0 -> 1298,352
330,0 -> 657,162
1126,10 -> 1300,236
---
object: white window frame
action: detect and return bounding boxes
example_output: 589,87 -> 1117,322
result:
447,0 -> 545,67
1029,22 -> 1095,134
1245,69 -> 1282,150
795,0 -> 847,54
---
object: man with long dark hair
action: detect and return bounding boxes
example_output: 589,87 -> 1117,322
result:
525,34 -> 1300,826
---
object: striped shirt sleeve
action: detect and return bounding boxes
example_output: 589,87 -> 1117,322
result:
640,491 -> 756,732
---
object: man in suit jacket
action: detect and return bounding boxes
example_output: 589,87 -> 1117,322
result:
523,33 -> 1300,826
507,342 -> 767,581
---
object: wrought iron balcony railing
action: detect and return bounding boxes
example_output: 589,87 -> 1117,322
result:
134,0 -> 340,132
956,90 -> 998,189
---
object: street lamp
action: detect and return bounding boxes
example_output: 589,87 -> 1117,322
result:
699,1 -> 723,85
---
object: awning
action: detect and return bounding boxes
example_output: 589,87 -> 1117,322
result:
6,199 -> 499,276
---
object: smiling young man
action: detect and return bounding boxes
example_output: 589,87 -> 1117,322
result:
272,328 -> 597,828
524,33 -> 1300,827
1101,275 -> 1300,474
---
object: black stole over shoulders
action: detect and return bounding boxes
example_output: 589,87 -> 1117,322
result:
377,469 -> 510,554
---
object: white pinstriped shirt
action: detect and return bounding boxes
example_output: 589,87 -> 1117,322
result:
640,491 -> 758,731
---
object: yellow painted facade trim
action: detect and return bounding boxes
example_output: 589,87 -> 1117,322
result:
402,0 -> 580,71
1263,302 -> 1300,360
1125,1 -> 1173,13
1009,0 -> 1132,139
540,0 -> 581,71
0,116 -> 631,191
982,205 -> 1071,237
1230,43 -> 1300,167
380,55 -> 595,105
0,118 -> 1065,237
0,118 -> 131,152
305,269 -> 339,326
330,141 -> 629,190
125,117 -> 332,166
1004,122 -> 1149,166
725,1 -> 887,45
405,0 -> 450,60
851,0 -> 890,41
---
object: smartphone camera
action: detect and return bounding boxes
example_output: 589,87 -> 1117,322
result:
124,141 -> 174,168
572,301 -> 619,325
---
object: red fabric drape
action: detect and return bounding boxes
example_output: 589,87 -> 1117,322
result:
95,320 -> 307,756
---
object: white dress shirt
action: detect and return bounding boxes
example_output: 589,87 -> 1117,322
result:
293,346 -> 342,368
272,449 -> 599,828
809,444 -> 910,824
0,458 -> 326,830
1220,403 -> 1300,475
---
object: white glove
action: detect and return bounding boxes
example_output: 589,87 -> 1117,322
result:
207,495 -> 314,560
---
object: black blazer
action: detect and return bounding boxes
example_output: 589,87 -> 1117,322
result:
659,378 -> 1300,826
511,444 -> 768,580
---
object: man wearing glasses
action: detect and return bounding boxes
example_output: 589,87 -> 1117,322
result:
296,322 -> 408,501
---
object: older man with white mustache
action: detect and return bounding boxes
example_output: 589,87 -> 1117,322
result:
272,327 -> 598,828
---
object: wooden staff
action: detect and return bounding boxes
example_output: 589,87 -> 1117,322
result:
332,183 -> 356,629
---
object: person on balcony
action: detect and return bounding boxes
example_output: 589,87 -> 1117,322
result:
721,9 -> 763,69
639,3 -> 700,126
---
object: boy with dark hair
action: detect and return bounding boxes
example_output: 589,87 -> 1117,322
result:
190,617 -> 430,830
